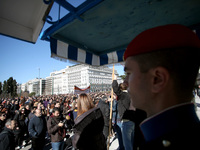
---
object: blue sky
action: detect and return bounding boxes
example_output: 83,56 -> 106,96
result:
0,1 -> 124,84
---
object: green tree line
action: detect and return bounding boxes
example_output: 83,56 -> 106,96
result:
0,77 -> 17,98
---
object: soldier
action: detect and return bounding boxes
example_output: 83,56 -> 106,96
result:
123,24 -> 200,149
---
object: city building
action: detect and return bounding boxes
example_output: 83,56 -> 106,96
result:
47,64 -> 122,94
18,78 -> 45,96
18,64 -> 123,96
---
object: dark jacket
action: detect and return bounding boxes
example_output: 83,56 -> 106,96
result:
0,127 -> 15,150
72,107 -> 106,150
0,119 -> 5,133
47,116 -> 65,142
9,104 -> 15,118
98,99 -> 110,138
13,112 -> 25,129
13,104 -> 19,112
112,80 -> 131,120
28,115 -> 47,138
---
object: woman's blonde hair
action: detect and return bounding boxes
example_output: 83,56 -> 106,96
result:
77,93 -> 94,116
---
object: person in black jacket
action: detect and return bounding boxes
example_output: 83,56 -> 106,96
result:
72,93 -> 106,150
9,100 -> 16,119
12,119 -> 22,149
112,78 -> 135,150
0,119 -> 16,150
98,96 -> 110,141
0,112 -> 7,133
13,106 -> 26,147
28,108 -> 47,150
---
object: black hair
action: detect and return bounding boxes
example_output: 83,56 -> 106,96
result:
52,107 -> 60,113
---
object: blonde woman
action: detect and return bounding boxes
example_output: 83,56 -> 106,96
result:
72,93 -> 106,150
76,93 -> 94,117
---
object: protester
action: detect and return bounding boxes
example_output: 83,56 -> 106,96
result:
72,93 -> 106,150
98,96 -> 110,141
28,106 -> 36,120
4,100 -> 11,111
0,112 -> 7,133
43,97 -> 49,108
12,119 -> 22,149
111,96 -> 125,150
28,108 -> 47,150
13,100 -> 19,113
24,104 -> 31,145
123,24 -> 200,149
0,119 -> 16,150
55,101 -> 62,112
13,106 -> 26,147
9,100 -> 16,119
72,101 -> 78,120
63,114 -> 74,133
47,107 -> 66,150
112,78 -> 135,150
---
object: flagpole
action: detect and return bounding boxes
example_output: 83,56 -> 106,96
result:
107,64 -> 115,150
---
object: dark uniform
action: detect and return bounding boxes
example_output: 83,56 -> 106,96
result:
139,103 -> 200,150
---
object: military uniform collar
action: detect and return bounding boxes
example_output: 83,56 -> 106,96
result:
140,103 -> 199,142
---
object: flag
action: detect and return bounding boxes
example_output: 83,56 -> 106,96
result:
74,85 -> 90,94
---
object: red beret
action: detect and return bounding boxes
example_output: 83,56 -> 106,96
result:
124,24 -> 200,60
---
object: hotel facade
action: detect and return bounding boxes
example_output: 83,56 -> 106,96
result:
18,64 -> 122,95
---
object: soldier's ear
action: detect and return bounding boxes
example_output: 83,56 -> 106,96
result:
150,67 -> 169,93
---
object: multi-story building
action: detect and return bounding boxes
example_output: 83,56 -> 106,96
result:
45,76 -> 53,95
26,78 -> 45,96
19,64 -> 123,95
46,64 -> 122,94
21,83 -> 27,92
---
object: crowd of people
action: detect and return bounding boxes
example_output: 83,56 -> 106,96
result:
0,84 -> 146,150
0,92 -> 115,150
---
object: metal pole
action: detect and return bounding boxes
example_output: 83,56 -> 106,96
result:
107,64 -> 114,150
39,68 -> 40,79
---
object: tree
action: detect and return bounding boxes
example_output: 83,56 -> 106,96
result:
3,80 -> 8,96
119,75 -> 126,80
1,77 -> 17,98
29,92 -> 36,97
0,82 -> 2,95
7,77 -> 14,95
12,79 -> 17,97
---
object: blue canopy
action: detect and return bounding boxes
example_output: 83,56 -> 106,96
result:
41,0 -> 200,66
